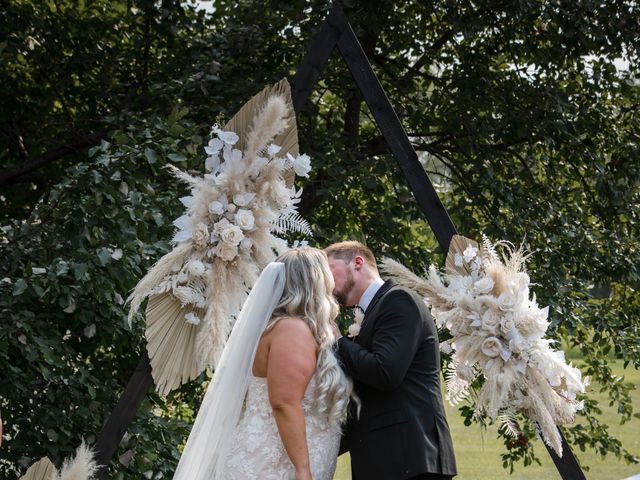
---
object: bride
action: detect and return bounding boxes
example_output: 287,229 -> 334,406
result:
173,247 -> 352,480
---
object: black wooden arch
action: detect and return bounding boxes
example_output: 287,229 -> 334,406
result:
93,4 -> 585,479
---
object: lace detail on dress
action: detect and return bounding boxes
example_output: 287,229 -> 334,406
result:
222,374 -> 341,479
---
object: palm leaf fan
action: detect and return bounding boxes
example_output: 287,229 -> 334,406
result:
445,234 -> 479,275
224,78 -> 298,186
19,458 -> 55,480
145,293 -> 205,396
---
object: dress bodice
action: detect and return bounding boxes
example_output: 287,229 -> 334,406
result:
221,374 -> 341,479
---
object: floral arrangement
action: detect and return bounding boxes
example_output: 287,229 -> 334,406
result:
127,80 -> 312,395
381,234 -> 587,456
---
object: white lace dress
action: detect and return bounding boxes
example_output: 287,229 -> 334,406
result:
221,374 -> 341,480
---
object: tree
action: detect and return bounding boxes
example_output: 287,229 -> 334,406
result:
1,0 -> 638,477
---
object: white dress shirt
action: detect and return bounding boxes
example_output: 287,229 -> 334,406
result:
357,277 -> 385,313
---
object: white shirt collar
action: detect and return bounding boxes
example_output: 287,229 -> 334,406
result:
357,277 -> 384,312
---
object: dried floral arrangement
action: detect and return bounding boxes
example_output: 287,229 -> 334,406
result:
127,79 -> 312,395
382,234 -> 587,456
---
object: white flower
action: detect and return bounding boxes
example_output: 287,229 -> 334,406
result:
292,239 -> 309,248
219,223 -> 244,246
500,314 -> 516,337
179,196 -> 194,208
233,192 -> 256,207
463,245 -> 478,263
216,242 -> 238,262
481,310 -> 501,335
185,312 -> 201,325
225,203 -> 237,213
497,292 -> 517,311
208,200 -> 225,215
204,137 -> 224,155
235,209 -> 255,231
223,147 -> 243,164
111,248 -> 123,260
454,253 -> 464,267
439,340 -> 453,354
173,214 -> 190,231
192,223 -> 210,249
473,276 -> 495,294
205,155 -> 220,173
508,335 -> 528,354
272,183 -> 292,207
347,323 -> 361,338
240,237 -> 253,252
216,129 -> 239,146
267,143 -> 281,156
292,153 -> 312,177
481,336 -> 503,357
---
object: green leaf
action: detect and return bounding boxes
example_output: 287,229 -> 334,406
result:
145,147 -> 158,164
12,279 -> 28,296
167,153 -> 187,162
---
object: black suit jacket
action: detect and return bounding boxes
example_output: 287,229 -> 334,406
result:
337,280 -> 457,480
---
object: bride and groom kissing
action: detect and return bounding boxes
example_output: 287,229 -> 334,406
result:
173,241 -> 457,480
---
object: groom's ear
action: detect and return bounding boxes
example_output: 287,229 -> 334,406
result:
353,255 -> 365,270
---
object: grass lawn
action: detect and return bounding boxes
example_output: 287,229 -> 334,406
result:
334,359 -> 640,479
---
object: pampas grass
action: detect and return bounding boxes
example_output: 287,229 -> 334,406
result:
21,442 -> 97,480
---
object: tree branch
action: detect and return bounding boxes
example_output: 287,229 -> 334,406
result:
0,131 -> 107,186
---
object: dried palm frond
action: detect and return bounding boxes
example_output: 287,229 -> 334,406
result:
19,458 -> 55,480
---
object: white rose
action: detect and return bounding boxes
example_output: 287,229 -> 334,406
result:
220,224 -> 244,245
481,310 -> 501,335
347,323 -> 361,338
481,336 -> 503,358
474,276 -> 495,294
192,223 -> 210,249
208,201 -> 224,215
497,292 -> 517,311
213,218 -> 231,235
225,203 -> 237,213
216,242 -> 238,262
234,209 -> 255,231
500,314 -> 515,337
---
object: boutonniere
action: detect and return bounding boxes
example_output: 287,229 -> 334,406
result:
347,306 -> 365,338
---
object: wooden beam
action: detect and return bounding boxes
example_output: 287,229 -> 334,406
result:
93,353 -> 154,478
290,3 -> 347,113
334,10 -> 457,253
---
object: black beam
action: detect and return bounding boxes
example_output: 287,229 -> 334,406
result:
290,3 -> 347,113
541,427 -> 587,480
93,352 -> 154,479
334,9 -> 457,253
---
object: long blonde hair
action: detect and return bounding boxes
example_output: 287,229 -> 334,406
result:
266,247 -> 352,426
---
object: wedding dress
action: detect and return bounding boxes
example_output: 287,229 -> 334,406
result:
222,374 -> 341,479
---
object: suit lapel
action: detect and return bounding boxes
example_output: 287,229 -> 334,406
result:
355,280 -> 395,344
363,279 -> 395,316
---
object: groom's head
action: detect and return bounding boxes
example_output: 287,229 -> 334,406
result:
324,241 -> 380,307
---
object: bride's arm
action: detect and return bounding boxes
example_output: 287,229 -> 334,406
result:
267,317 -> 317,480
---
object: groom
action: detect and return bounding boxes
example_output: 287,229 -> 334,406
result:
325,241 -> 457,480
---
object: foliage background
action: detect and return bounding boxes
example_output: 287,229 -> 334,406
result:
1,0 -> 638,478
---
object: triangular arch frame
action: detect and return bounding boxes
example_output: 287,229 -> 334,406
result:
92,4 -> 585,479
